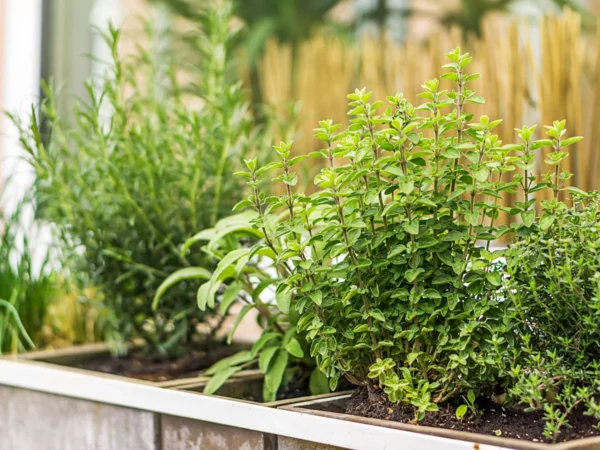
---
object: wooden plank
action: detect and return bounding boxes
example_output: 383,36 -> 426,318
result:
0,385 -> 158,450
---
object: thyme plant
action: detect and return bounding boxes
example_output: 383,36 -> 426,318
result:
507,190 -> 599,441
12,1 -> 271,355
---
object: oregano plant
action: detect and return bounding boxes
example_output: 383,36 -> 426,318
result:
241,47 -> 578,421
160,47 -> 584,420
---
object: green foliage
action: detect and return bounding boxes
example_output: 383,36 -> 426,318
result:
229,47 -> 579,422
154,0 -> 341,56
0,195 -> 52,353
507,190 -> 600,441
12,1 -> 269,355
455,389 -> 477,420
154,212 -> 326,401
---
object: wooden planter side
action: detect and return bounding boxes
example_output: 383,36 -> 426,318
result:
280,394 -> 600,450
161,415 -> 277,450
164,376 -> 353,450
0,385 -> 159,450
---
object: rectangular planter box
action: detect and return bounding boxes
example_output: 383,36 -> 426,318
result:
0,384 -> 160,450
279,394 -> 600,450
7,354 -> 596,450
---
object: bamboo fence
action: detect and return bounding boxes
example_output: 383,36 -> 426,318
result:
254,10 -> 600,209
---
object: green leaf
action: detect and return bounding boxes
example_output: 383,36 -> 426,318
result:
404,220 -> 419,235
521,209 -> 535,228
206,224 -> 262,252
285,338 -> 304,358
353,324 -> 369,333
204,351 -> 252,376
468,390 -> 476,404
251,332 -> 280,358
399,180 -> 414,195
264,349 -> 289,394
259,346 -> 278,373
473,167 -> 489,182
203,366 -> 241,395
276,286 -> 293,313
465,211 -> 479,226
227,304 -> 254,344
539,214 -> 555,231
456,404 -> 468,419
219,282 -> 242,315
448,189 -> 465,201
561,136 -> 583,147
531,139 -> 553,150
152,267 -> 211,310
452,260 -> 467,275
467,96 -> 485,105
180,229 -> 215,255
442,148 -> 460,159
423,289 -> 441,299
433,274 -> 453,284
405,268 -> 424,283
309,368 -> 330,395
198,248 -> 250,310
0,297 -> 35,349
407,352 -> 420,365
408,133 -> 420,145
309,290 -> 323,306
370,309 -> 386,322
442,231 -> 463,242
565,186 -> 588,197
232,199 -> 253,211
485,272 -> 501,287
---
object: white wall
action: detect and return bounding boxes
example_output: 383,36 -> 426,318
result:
1,0 -> 43,210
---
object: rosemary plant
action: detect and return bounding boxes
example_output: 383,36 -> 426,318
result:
11,1 -> 271,355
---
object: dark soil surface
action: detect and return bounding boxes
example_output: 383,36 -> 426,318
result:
346,387 -> 600,444
76,345 -> 242,382
242,377 -> 312,403
242,373 -> 352,403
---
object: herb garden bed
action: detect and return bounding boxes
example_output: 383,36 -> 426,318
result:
0,357 -> 519,450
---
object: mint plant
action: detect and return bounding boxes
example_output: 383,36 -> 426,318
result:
174,47 -> 580,419
154,211 -> 329,401
11,1 -> 273,355
506,189 -> 599,441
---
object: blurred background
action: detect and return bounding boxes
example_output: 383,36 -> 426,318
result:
2,0 -> 599,203
0,0 -> 598,351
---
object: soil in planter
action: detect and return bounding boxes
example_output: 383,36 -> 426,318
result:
231,370 -> 353,403
346,387 -> 600,444
74,344 -> 245,382
240,376 -> 313,402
